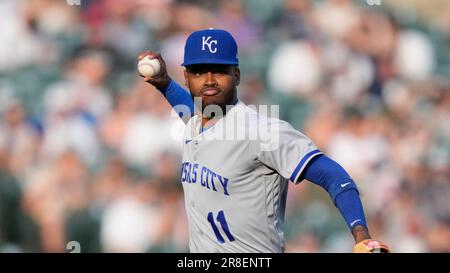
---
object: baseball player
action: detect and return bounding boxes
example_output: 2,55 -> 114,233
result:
138,29 -> 390,253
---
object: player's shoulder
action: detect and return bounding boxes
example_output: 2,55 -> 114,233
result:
237,101 -> 293,130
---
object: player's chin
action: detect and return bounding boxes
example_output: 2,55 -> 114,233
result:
201,97 -> 228,114
201,94 -> 225,106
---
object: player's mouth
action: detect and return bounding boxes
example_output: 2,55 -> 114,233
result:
201,88 -> 221,96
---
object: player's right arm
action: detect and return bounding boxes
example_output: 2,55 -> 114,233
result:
300,155 -> 391,253
255,119 -> 390,253
138,51 -> 194,124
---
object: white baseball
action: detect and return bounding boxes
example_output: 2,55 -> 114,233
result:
137,56 -> 161,77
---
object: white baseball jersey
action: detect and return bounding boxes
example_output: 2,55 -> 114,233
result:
180,101 -> 322,253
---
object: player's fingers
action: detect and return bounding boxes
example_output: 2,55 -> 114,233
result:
138,51 -> 150,60
138,51 -> 151,61
138,51 -> 160,61
153,52 -> 162,59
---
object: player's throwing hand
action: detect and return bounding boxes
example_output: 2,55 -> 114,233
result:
138,51 -> 171,90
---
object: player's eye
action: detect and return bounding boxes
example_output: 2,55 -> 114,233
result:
187,65 -> 231,76
188,69 -> 206,76
211,66 -> 230,74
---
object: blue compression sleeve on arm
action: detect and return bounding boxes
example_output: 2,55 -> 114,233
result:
158,79 -> 194,118
301,155 -> 368,230
335,189 -> 368,230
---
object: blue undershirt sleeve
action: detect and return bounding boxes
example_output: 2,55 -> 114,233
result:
300,154 -> 368,231
158,79 -> 195,120
334,189 -> 368,230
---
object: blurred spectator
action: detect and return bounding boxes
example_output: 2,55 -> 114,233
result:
313,0 -> 360,41
0,142 -> 24,251
268,39 -> 322,96
0,1 -> 61,71
22,150 -> 93,252
118,80 -> 183,169
100,180 -> 163,252
272,0 -> 314,40
394,30 -> 435,81
40,49 -> 113,167
0,99 -> 41,178
215,0 -> 263,54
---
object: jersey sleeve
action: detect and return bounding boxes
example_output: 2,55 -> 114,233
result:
256,119 -> 322,183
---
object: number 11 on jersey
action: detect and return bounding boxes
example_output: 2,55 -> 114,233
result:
207,210 -> 235,243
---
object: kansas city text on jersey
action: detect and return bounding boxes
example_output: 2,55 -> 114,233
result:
181,162 -> 230,196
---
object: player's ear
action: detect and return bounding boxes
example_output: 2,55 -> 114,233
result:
183,69 -> 189,87
234,67 -> 240,86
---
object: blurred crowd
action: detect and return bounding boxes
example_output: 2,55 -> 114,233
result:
0,0 -> 449,253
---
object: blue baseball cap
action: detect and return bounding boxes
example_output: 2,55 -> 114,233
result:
182,28 -> 239,66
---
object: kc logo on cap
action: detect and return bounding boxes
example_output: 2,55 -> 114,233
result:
202,36 -> 218,53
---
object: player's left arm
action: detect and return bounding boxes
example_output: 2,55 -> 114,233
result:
299,155 -> 391,253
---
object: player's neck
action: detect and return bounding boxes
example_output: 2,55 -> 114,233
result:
200,98 -> 239,128
201,116 -> 217,128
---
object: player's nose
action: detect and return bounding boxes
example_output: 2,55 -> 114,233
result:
204,71 -> 218,87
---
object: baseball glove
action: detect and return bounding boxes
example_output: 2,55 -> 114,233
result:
353,239 -> 391,253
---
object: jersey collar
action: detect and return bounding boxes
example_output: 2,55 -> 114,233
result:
191,100 -> 244,140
